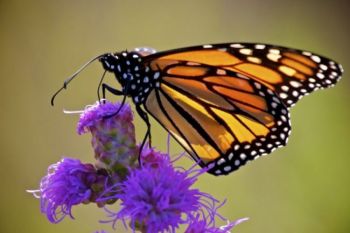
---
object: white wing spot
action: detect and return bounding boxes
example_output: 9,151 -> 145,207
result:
254,82 -> 262,89
290,80 -> 302,88
281,115 -> 287,122
292,91 -> 299,97
269,49 -> 280,54
154,72 -> 160,79
280,133 -> 286,140
228,153 -> 234,160
240,153 -> 247,160
239,48 -> 253,55
320,64 -> 328,71
223,166 -> 232,172
311,55 -> 321,63
230,43 -> 244,48
325,79 -> 332,85
234,160 -> 240,166
272,96 -> 280,103
267,53 -> 281,62
217,158 -> 225,165
279,93 -> 288,99
281,85 -> 289,91
203,44 -> 213,48
255,44 -> 266,49
217,69 -> 227,75
316,73 -> 325,79
215,170 -> 222,175
240,153 -> 246,160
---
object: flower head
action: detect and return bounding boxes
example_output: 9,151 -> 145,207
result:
77,101 -> 138,174
30,158 -> 107,223
139,145 -> 169,168
100,148 -> 227,233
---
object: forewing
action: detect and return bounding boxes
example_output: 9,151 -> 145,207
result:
144,43 -> 343,108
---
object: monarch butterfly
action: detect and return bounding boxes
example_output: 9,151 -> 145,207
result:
52,43 -> 343,176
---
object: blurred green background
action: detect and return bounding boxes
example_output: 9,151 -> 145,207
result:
1,0 -> 349,232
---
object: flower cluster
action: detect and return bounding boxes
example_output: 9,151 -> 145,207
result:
29,101 -> 247,232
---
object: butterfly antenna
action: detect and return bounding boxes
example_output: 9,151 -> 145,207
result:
51,53 -> 108,106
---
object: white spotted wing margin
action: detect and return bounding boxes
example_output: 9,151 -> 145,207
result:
144,42 -> 344,109
226,43 -> 344,108
143,64 -> 292,176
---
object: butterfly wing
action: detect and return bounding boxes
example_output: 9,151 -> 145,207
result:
143,62 -> 291,175
144,43 -> 343,108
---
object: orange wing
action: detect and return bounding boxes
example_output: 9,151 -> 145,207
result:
144,43 -> 343,108
143,62 -> 291,175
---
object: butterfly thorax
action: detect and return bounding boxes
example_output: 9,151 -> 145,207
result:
99,51 -> 161,105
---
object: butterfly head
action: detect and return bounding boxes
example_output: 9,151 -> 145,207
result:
99,53 -> 119,72
99,51 -> 157,104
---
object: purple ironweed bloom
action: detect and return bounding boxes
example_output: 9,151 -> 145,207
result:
77,101 -> 138,175
139,145 -> 169,168
29,100 -> 248,231
99,147 -> 236,233
28,158 -> 108,223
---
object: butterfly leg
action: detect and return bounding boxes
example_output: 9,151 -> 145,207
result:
101,83 -> 123,99
101,83 -> 127,119
136,105 -> 152,166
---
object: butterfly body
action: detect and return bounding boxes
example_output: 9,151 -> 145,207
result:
55,43 -> 343,176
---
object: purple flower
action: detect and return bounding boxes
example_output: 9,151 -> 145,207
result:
100,148 -> 230,233
28,158 -> 107,223
139,145 -> 169,168
30,100 -> 248,231
77,101 -> 138,174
